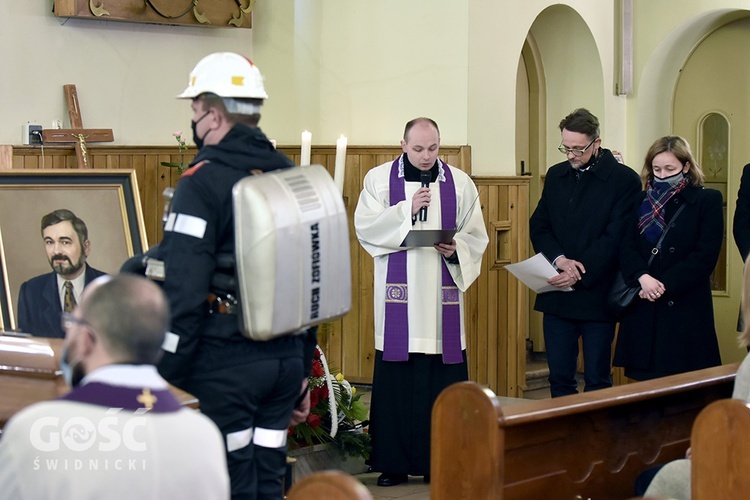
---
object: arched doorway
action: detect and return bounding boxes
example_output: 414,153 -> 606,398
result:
519,5 -> 606,356
671,14 -> 750,364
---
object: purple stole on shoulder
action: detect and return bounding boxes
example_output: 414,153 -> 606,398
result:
60,382 -> 183,413
383,158 -> 462,364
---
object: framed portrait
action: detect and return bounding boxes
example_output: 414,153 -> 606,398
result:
0,227 -> 12,331
0,169 -> 148,331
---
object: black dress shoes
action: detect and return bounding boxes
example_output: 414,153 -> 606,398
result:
377,473 -> 408,487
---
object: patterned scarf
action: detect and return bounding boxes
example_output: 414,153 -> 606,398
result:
383,156 -> 462,364
638,177 -> 688,243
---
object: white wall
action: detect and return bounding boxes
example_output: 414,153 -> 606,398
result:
3,1 -> 747,176
0,2 -> 469,149
0,2 -> 254,146
628,1 -> 750,164
467,0 -> 622,175
256,1 -> 469,148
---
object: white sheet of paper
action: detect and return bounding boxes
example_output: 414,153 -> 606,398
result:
504,253 -> 573,293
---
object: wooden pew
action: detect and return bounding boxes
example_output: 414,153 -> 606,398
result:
285,470 -> 372,500
431,364 -> 737,500
692,398 -> 750,499
0,334 -> 198,430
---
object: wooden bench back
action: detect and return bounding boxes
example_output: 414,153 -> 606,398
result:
692,398 -> 750,499
431,364 -> 737,500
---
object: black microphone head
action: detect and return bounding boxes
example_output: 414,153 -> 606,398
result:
420,170 -> 432,186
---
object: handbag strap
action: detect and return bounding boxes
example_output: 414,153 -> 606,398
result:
647,203 -> 687,266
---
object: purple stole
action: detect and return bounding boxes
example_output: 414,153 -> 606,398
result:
383,158 -> 462,364
60,382 -> 183,413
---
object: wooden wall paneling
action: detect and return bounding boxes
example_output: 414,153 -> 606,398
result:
26,155 -> 40,170
506,184 -> 522,395
0,146 -> 11,170
467,178 -> 530,397
514,184 -> 530,395
155,161 -> 175,245
351,152 -> 376,383
340,153 -> 360,380
90,154 -> 104,169
148,155 -> 162,244
65,153 -> 77,169
131,154 -> 151,246
458,145 -> 472,174
327,152 -> 345,376
106,154 -> 119,170
485,186 -> 500,390
6,145 -> 529,391
495,184 -> 510,394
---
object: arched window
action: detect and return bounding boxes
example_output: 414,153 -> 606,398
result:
699,112 -> 728,292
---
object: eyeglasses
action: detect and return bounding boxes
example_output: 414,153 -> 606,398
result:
61,312 -> 90,331
558,137 -> 598,157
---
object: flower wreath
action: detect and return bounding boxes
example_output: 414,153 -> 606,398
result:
288,345 -> 371,460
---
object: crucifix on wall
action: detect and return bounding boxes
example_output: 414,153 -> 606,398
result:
41,85 -> 114,169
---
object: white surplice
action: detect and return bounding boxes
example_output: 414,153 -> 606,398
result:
354,159 -> 488,354
0,365 -> 230,500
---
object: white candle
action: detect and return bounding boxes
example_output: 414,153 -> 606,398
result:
300,130 -> 312,166
334,134 -> 347,194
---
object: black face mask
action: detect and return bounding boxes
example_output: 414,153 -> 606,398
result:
653,170 -> 686,189
191,111 -> 210,150
60,345 -> 85,388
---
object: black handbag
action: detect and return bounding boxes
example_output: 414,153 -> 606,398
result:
608,204 -> 687,315
607,271 -> 639,314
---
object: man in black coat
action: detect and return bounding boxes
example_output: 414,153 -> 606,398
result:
17,209 -> 106,338
733,164 -> 750,261
529,108 -> 641,397
733,163 -> 750,334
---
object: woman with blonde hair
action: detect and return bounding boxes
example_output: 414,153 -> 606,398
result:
613,135 -> 723,380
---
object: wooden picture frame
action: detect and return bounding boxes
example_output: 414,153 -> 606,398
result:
0,227 -> 12,331
53,0 -> 254,29
0,169 -> 148,331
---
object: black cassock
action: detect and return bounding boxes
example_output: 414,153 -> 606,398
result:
368,350 -> 468,476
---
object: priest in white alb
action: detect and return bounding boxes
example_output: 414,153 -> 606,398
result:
354,117 -> 488,487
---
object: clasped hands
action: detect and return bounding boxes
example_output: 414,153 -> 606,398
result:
549,256 -> 585,288
638,273 -> 665,302
411,187 -> 456,258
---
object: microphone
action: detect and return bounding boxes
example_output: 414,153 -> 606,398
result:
419,171 -> 431,222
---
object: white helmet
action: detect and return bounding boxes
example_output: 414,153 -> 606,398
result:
177,52 -> 268,101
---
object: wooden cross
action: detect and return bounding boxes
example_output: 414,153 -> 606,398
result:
41,84 -> 114,169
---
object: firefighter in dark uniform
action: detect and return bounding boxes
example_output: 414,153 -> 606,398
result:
156,52 -> 316,500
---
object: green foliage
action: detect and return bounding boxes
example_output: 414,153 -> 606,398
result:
331,427 -> 372,461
